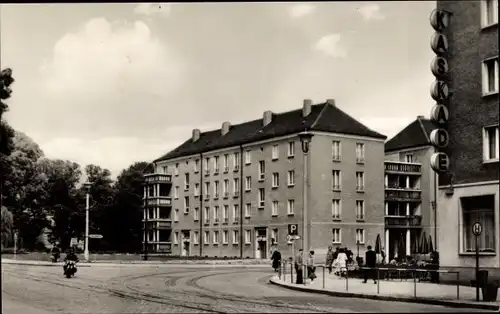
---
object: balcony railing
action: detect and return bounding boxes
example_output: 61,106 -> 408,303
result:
158,221 -> 172,229
385,189 -> 421,201
385,215 -> 422,228
144,173 -> 172,184
146,196 -> 172,207
384,161 -> 422,174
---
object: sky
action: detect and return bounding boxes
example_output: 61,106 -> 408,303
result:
0,2 -> 437,178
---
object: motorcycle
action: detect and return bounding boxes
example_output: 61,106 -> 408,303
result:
63,260 -> 77,278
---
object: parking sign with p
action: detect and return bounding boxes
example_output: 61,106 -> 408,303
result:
288,224 -> 298,236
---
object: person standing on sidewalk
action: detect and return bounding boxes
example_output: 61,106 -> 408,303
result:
271,247 -> 282,272
363,245 -> 377,284
325,246 -> 335,274
294,249 -> 304,284
306,250 -> 317,281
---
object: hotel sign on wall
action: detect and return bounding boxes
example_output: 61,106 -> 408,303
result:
429,9 -> 452,174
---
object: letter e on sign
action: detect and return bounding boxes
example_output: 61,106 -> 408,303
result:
430,9 -> 451,32
431,56 -> 449,78
430,104 -> 449,125
430,33 -> 449,55
430,152 -> 450,173
430,129 -> 450,148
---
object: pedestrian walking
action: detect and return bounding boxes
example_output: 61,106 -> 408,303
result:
271,247 -> 282,272
334,248 -> 348,276
306,250 -> 317,281
294,249 -> 304,284
363,245 -> 377,284
325,246 -> 335,274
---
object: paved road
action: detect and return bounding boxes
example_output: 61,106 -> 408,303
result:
1,264 -> 488,313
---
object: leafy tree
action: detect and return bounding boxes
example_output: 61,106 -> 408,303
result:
1,206 -> 13,248
106,162 -> 153,252
0,68 -> 14,118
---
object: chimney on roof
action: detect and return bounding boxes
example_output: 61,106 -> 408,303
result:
303,99 -> 312,117
417,115 -> 425,120
221,121 -> 231,136
263,110 -> 273,127
326,99 -> 336,106
192,129 -> 200,142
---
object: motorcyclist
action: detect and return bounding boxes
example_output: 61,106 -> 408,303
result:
63,248 -> 79,274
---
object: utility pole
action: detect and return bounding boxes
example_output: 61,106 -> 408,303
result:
83,182 -> 91,262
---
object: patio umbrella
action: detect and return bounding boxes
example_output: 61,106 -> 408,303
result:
397,234 -> 406,260
411,233 -> 418,255
374,234 -> 382,254
418,231 -> 426,254
422,233 -> 429,255
428,235 -> 434,253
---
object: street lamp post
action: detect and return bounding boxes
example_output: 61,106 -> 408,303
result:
83,182 -> 92,262
299,131 -> 313,253
357,240 -> 360,257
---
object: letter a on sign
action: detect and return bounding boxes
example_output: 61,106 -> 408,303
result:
430,104 -> 449,125
430,33 -> 449,55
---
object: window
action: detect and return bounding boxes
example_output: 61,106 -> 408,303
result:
356,229 -> 365,244
233,204 -> 240,221
233,230 -> 239,244
204,207 -> 210,224
194,183 -> 200,197
223,205 -> 229,222
245,203 -> 251,218
258,161 -> 265,180
174,186 -> 179,199
204,231 -> 209,245
272,201 -> 279,216
222,230 -> 229,244
174,163 -> 179,176
233,178 -> 240,195
204,158 -> 210,174
272,145 -> 279,160
245,176 -> 252,191
461,195 -> 496,253
213,231 -> 219,244
287,199 -> 295,215
194,159 -> 200,173
245,230 -> 251,244
223,154 -> 229,172
245,150 -> 251,164
332,228 -> 341,244
332,141 -> 341,161
214,181 -> 219,199
174,209 -> 179,222
184,173 -> 190,190
288,141 -> 295,157
481,0 -> 499,27
233,152 -> 240,170
287,170 -> 295,186
162,166 -> 168,174
332,170 -> 341,190
174,232 -> 179,244
332,199 -> 341,219
405,154 -> 414,163
483,125 -> 499,161
214,206 -> 220,223
356,200 -> 365,220
356,172 -> 365,192
223,179 -> 229,198
271,228 -> 278,244
204,182 -> 210,198
193,231 -> 199,245
194,207 -> 200,221
356,143 -> 365,163
184,196 -> 190,214
258,188 -> 265,208
482,57 -> 499,95
213,156 -> 220,173
272,172 -> 279,188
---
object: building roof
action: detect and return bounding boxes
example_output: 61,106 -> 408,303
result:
154,102 -> 387,162
384,116 -> 438,153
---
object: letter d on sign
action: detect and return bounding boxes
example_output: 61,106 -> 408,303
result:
430,152 -> 450,173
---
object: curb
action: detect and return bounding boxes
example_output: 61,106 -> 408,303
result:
269,278 -> 500,311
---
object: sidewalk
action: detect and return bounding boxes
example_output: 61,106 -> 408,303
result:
270,272 -> 500,311
1,258 -> 270,267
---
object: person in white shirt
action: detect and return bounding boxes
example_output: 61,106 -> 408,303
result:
334,248 -> 348,276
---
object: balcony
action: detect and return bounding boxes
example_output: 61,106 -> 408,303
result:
144,173 -> 172,184
145,196 -> 172,207
384,161 -> 421,174
385,189 -> 421,202
385,215 -> 422,228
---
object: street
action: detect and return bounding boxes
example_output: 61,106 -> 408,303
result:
1,263 -> 486,313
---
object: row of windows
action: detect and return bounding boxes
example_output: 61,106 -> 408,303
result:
481,0 -> 498,29
332,141 -> 366,162
172,228 -> 367,246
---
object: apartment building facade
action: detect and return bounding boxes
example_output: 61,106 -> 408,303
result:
435,0 -> 499,268
384,116 -> 438,261
145,99 -> 387,260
